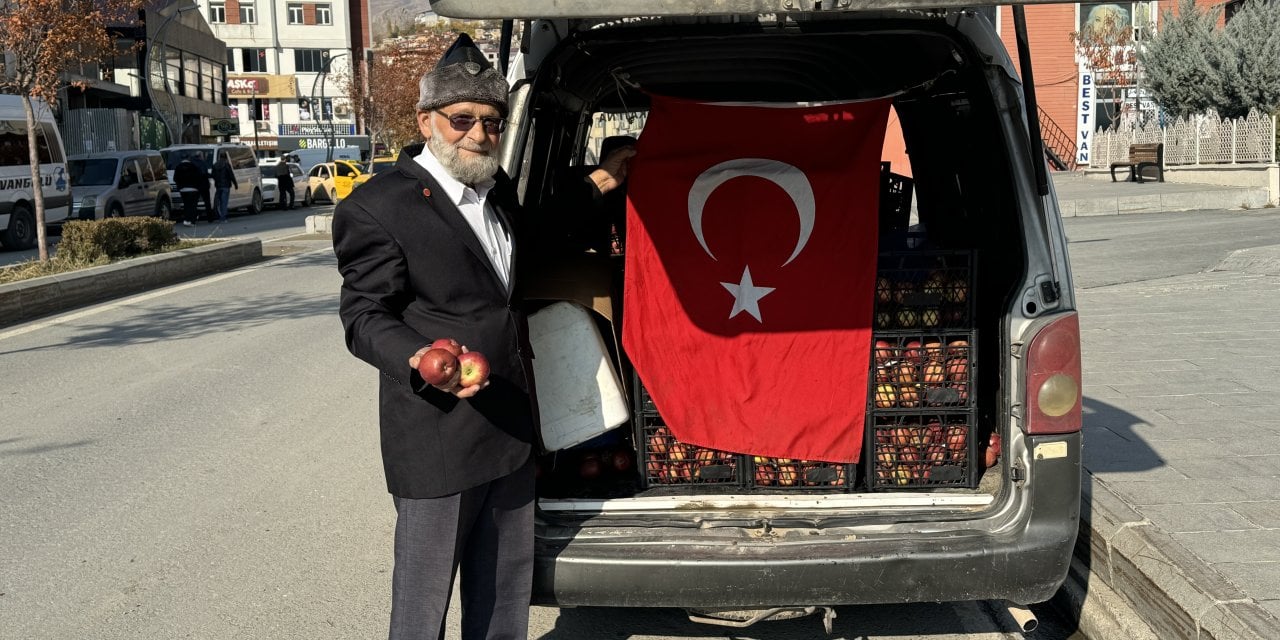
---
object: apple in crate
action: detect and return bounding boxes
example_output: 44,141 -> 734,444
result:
417,348 -> 460,387
457,351 -> 490,387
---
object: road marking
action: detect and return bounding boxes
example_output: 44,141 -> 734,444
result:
0,247 -> 333,342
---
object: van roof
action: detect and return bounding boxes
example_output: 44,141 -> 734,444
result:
69,150 -> 162,160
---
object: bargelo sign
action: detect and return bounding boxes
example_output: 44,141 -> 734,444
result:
226,75 -> 299,99
278,134 -> 371,151
279,123 -> 357,136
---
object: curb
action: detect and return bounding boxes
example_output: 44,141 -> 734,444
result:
1057,187 -> 1271,217
1068,475 -> 1280,639
306,213 -> 333,234
0,237 -> 263,329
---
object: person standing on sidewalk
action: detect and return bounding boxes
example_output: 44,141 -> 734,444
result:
191,156 -> 214,218
274,159 -> 296,209
211,153 -> 238,223
173,157 -> 204,227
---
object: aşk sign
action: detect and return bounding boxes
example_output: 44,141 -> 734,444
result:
622,95 -> 891,463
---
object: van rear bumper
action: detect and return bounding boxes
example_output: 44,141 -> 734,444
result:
533,434 -> 1080,608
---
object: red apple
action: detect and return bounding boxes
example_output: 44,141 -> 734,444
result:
986,432 -> 1003,468
417,348 -> 460,387
610,449 -> 633,473
580,454 -> 602,480
902,340 -> 923,362
457,351 -> 490,387
874,339 -> 894,365
429,337 -> 463,356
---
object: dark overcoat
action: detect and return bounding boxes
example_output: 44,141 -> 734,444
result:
332,143 -> 536,499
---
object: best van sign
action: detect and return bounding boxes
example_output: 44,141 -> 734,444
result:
1076,71 -> 1094,166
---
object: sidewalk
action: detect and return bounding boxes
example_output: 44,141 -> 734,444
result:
1071,243 -> 1280,639
1053,171 -> 1272,215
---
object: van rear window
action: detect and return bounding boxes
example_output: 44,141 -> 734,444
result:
69,159 -> 118,186
162,149 -> 213,170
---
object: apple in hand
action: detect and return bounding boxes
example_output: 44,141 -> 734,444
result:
457,351 -> 491,387
417,348 -> 460,387
430,337 -> 463,357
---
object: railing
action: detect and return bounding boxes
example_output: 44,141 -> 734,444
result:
1038,105 -> 1077,171
1091,109 -> 1278,167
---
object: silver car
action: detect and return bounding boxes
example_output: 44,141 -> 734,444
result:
68,151 -> 173,220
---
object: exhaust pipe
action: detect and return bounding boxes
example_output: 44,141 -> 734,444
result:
1005,602 -> 1039,633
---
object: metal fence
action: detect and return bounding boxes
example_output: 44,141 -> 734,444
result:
1091,109 -> 1278,167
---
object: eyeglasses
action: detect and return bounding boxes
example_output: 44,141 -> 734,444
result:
436,111 -> 506,135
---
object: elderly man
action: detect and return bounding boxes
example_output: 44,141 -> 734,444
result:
332,34 -> 632,640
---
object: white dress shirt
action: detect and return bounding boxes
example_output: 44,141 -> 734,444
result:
414,146 -> 513,289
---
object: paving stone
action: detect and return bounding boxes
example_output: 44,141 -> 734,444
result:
1173,530 -> 1280,564
1212,563 -> 1280,600
1103,478 -> 1273,505
1198,601 -> 1280,640
1108,381 -> 1258,397
1205,393 -> 1280,407
1135,504 -> 1261,533
1258,599 -> 1280,622
1124,421 -> 1258,441
1082,359 -> 1201,374
1231,501 -> 1280,528
1170,456 -> 1274,479
1162,406 -> 1280,423
1083,385 -> 1127,399
1211,435 -> 1280,456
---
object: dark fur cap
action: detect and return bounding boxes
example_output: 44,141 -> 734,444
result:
416,33 -> 509,116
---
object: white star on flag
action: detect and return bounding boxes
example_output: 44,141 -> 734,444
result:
721,266 -> 775,322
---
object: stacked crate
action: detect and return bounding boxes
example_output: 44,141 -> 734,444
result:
866,250 -> 979,490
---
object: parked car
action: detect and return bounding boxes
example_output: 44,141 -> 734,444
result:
307,160 -> 364,203
258,160 -> 311,209
68,150 -> 172,220
433,0 -> 1082,628
351,155 -> 397,190
160,143 -> 264,215
0,94 -> 69,250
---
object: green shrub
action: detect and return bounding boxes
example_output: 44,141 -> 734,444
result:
59,218 -> 180,262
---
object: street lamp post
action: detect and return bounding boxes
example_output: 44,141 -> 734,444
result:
145,2 -> 199,145
308,51 -> 348,163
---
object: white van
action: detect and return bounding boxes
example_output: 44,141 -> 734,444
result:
0,95 -> 71,250
160,143 -> 264,215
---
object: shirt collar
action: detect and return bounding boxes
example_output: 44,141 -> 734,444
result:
414,144 -> 495,205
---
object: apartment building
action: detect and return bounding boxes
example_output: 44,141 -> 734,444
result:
198,0 -> 371,158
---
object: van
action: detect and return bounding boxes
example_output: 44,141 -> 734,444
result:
435,0 -> 1082,627
67,150 -> 173,220
159,143 -> 264,215
0,95 -> 71,250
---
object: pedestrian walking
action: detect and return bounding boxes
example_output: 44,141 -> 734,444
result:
191,156 -> 214,220
331,33 -> 630,640
173,157 -> 204,227
212,153 -> 238,223
275,159 -> 296,209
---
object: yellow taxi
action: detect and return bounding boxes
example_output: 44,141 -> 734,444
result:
307,159 -> 365,203
352,155 -> 398,190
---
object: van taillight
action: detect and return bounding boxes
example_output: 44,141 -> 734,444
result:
1026,312 -> 1081,435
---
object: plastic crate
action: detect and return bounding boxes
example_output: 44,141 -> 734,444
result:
637,416 -> 744,486
873,251 -> 974,332
865,411 -> 978,490
870,332 -> 974,410
749,457 -> 853,489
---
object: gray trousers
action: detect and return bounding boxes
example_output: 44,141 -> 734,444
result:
389,459 -> 534,640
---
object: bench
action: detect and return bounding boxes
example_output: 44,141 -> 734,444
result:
1110,143 -> 1165,183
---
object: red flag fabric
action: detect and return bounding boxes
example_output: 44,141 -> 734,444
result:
622,95 -> 891,463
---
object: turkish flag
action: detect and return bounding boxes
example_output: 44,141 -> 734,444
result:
622,95 -> 891,463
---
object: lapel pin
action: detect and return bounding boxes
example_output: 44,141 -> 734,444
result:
422,187 -> 431,198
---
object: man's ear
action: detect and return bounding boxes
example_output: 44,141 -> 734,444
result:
417,111 -> 434,140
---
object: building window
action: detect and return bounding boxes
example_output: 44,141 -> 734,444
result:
315,3 -> 332,25
287,3 -> 303,24
208,1 -> 226,23
1078,2 -> 1156,42
226,48 -> 236,72
242,48 -> 267,73
294,49 -> 328,73
239,1 -> 256,24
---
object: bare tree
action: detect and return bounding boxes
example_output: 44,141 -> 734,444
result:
339,32 -> 454,155
1071,7 -> 1141,127
0,0 -> 142,260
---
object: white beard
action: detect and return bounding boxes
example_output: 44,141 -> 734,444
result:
427,118 -> 500,185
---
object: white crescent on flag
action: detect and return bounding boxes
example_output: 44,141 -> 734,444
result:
687,158 -> 816,267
